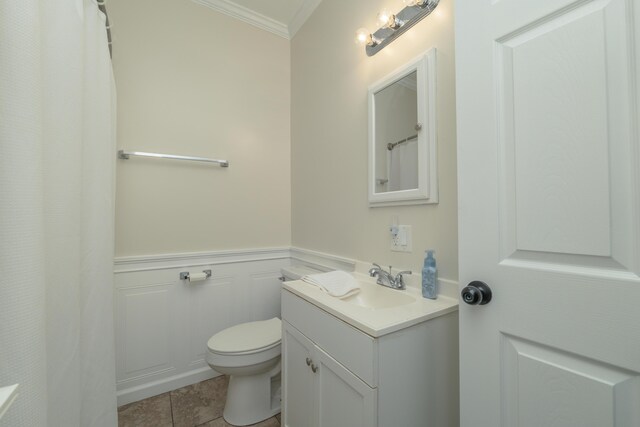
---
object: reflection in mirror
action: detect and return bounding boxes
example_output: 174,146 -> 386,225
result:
368,49 -> 438,206
374,71 -> 418,193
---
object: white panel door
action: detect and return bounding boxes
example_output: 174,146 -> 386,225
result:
456,0 -> 640,426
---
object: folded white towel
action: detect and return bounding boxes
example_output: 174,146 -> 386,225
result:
302,271 -> 361,299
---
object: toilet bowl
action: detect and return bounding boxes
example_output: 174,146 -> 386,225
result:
206,318 -> 282,426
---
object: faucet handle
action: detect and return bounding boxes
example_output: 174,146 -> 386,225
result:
394,270 -> 412,288
395,270 -> 412,279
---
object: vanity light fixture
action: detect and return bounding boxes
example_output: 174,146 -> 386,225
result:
356,0 -> 439,56
403,0 -> 430,6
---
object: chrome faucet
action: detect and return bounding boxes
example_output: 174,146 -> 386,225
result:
368,263 -> 412,290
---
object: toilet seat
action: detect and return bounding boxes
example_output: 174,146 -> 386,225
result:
207,317 -> 281,356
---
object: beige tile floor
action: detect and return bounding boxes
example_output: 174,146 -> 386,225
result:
118,376 -> 281,427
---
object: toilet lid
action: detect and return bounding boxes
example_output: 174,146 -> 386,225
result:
207,317 -> 282,354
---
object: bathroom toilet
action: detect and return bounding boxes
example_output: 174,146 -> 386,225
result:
206,265 -> 320,426
206,318 -> 282,426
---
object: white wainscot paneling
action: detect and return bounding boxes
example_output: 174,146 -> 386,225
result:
114,248 -> 291,406
249,271 -> 286,321
120,284 -> 177,377
187,275 -> 235,368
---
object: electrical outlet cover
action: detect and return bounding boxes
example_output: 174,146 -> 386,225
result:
391,225 -> 412,252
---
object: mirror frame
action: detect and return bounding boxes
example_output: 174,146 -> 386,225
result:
368,49 -> 438,207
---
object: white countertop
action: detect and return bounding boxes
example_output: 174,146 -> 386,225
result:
283,272 -> 458,337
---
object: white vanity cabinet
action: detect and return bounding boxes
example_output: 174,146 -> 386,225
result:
283,321 -> 377,427
281,288 -> 459,427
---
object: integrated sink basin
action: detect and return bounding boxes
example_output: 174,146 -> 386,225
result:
282,270 -> 458,337
341,283 -> 416,309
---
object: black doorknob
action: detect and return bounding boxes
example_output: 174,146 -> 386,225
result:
461,281 -> 492,305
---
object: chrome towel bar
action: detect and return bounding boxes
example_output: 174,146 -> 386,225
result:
387,134 -> 418,151
118,150 -> 229,167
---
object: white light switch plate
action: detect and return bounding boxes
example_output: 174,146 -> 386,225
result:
391,225 -> 412,252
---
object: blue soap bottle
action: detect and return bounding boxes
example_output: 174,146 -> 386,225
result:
422,250 -> 437,299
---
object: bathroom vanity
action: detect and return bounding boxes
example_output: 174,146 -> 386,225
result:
281,273 -> 459,427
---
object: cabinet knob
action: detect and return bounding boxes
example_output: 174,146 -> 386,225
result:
306,357 -> 312,366
311,363 -> 318,373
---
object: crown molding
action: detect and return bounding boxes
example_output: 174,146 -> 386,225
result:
288,0 -> 322,38
192,0 -> 321,39
192,0 -> 289,39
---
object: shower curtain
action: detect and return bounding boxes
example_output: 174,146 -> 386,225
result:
388,139 -> 419,192
0,0 -> 118,425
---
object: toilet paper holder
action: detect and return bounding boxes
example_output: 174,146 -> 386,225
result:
179,270 -> 212,281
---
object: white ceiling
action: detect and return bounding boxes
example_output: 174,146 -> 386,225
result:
191,0 -> 322,39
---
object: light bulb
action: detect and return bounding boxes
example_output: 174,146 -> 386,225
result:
377,7 -> 402,29
355,28 -> 371,45
377,8 -> 393,26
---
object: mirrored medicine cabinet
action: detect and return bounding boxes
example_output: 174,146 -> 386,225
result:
368,49 -> 438,206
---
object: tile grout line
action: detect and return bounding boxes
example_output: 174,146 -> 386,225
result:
169,392 -> 176,427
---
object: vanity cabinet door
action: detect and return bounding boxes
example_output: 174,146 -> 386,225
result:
315,346 -> 377,427
282,322 -> 316,427
283,319 -> 377,427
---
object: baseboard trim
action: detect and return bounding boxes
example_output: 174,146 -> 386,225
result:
117,367 -> 220,407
